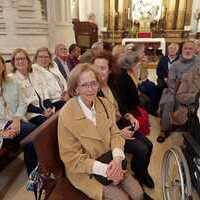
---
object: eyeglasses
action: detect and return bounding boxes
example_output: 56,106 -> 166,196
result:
59,48 -> 68,51
79,80 -> 99,89
38,55 -> 50,59
15,57 -> 27,62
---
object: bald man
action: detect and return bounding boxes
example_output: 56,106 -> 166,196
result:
53,43 -> 70,81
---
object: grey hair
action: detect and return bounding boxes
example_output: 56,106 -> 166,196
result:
91,41 -> 103,50
119,52 -> 140,70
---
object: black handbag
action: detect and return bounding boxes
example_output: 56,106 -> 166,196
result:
92,98 -> 127,185
91,151 -> 127,185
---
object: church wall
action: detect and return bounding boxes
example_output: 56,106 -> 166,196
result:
0,0 -> 75,60
47,0 -> 75,50
0,0 -> 49,59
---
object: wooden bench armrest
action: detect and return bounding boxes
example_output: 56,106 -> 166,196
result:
20,112 -> 59,147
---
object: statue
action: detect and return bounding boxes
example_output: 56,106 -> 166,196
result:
132,0 -> 162,32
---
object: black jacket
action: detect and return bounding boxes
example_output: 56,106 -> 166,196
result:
109,70 -> 139,115
156,55 -> 179,79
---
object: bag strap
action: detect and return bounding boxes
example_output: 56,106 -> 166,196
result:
97,97 -> 109,119
27,75 -> 45,111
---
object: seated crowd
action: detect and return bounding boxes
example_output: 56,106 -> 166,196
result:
0,38 -> 200,200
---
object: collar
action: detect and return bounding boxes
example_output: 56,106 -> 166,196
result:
77,96 -> 96,125
77,96 -> 96,114
16,70 -> 27,81
180,55 -> 195,63
57,56 -> 68,65
168,55 -> 178,63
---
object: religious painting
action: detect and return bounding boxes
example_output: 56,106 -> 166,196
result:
132,0 -> 163,21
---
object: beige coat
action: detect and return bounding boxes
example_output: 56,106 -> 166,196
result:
58,97 -> 125,200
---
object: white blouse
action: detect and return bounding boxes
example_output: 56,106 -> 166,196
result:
13,70 -> 50,120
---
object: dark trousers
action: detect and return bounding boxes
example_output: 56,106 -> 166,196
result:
3,121 -> 37,175
29,115 -> 48,126
52,100 -> 65,111
124,131 -> 153,181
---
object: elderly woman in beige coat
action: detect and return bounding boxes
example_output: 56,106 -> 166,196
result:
58,63 -> 143,200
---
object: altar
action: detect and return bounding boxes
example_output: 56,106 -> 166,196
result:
102,0 -> 193,45
122,38 -> 166,70
122,38 -> 166,54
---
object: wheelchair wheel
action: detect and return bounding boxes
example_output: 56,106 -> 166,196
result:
162,146 -> 192,200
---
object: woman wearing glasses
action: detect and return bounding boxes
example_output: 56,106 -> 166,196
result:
12,48 -> 54,126
58,63 -> 143,200
0,55 -> 37,175
93,51 -> 154,190
33,47 -> 68,111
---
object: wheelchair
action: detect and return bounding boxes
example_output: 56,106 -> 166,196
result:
162,103 -> 200,200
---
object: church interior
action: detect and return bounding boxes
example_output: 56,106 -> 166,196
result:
1,0 -> 200,200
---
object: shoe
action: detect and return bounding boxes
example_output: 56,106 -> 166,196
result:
142,174 -> 155,189
143,192 -> 154,200
157,131 -> 170,143
156,135 -> 166,143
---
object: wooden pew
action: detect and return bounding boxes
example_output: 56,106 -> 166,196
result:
21,112 -> 91,200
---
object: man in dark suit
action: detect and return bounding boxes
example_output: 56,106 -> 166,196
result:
53,43 -> 70,81
156,43 -> 179,99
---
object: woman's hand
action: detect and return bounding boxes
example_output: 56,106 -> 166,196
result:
1,129 -> 17,138
115,111 -> 122,121
43,107 -> 55,118
124,113 -> 139,131
106,159 -> 125,184
7,118 -> 21,134
60,91 -> 70,101
121,126 -> 134,139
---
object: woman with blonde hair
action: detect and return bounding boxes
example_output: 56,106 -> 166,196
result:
58,63 -> 144,200
33,47 -> 68,110
12,48 -> 54,126
93,51 -> 154,191
0,54 -> 37,175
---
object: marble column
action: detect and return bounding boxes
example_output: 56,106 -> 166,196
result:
79,0 -> 92,21
109,0 -> 115,30
166,0 -> 176,29
176,0 -> 187,29
71,0 -> 79,19
118,0 -> 124,30
91,0 -> 104,32
47,0 -> 74,50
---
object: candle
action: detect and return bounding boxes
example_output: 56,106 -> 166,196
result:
118,0 -> 123,13
128,8 -> 130,20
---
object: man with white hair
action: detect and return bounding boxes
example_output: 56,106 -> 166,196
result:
156,43 -> 179,98
157,40 -> 200,143
53,43 -> 70,81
